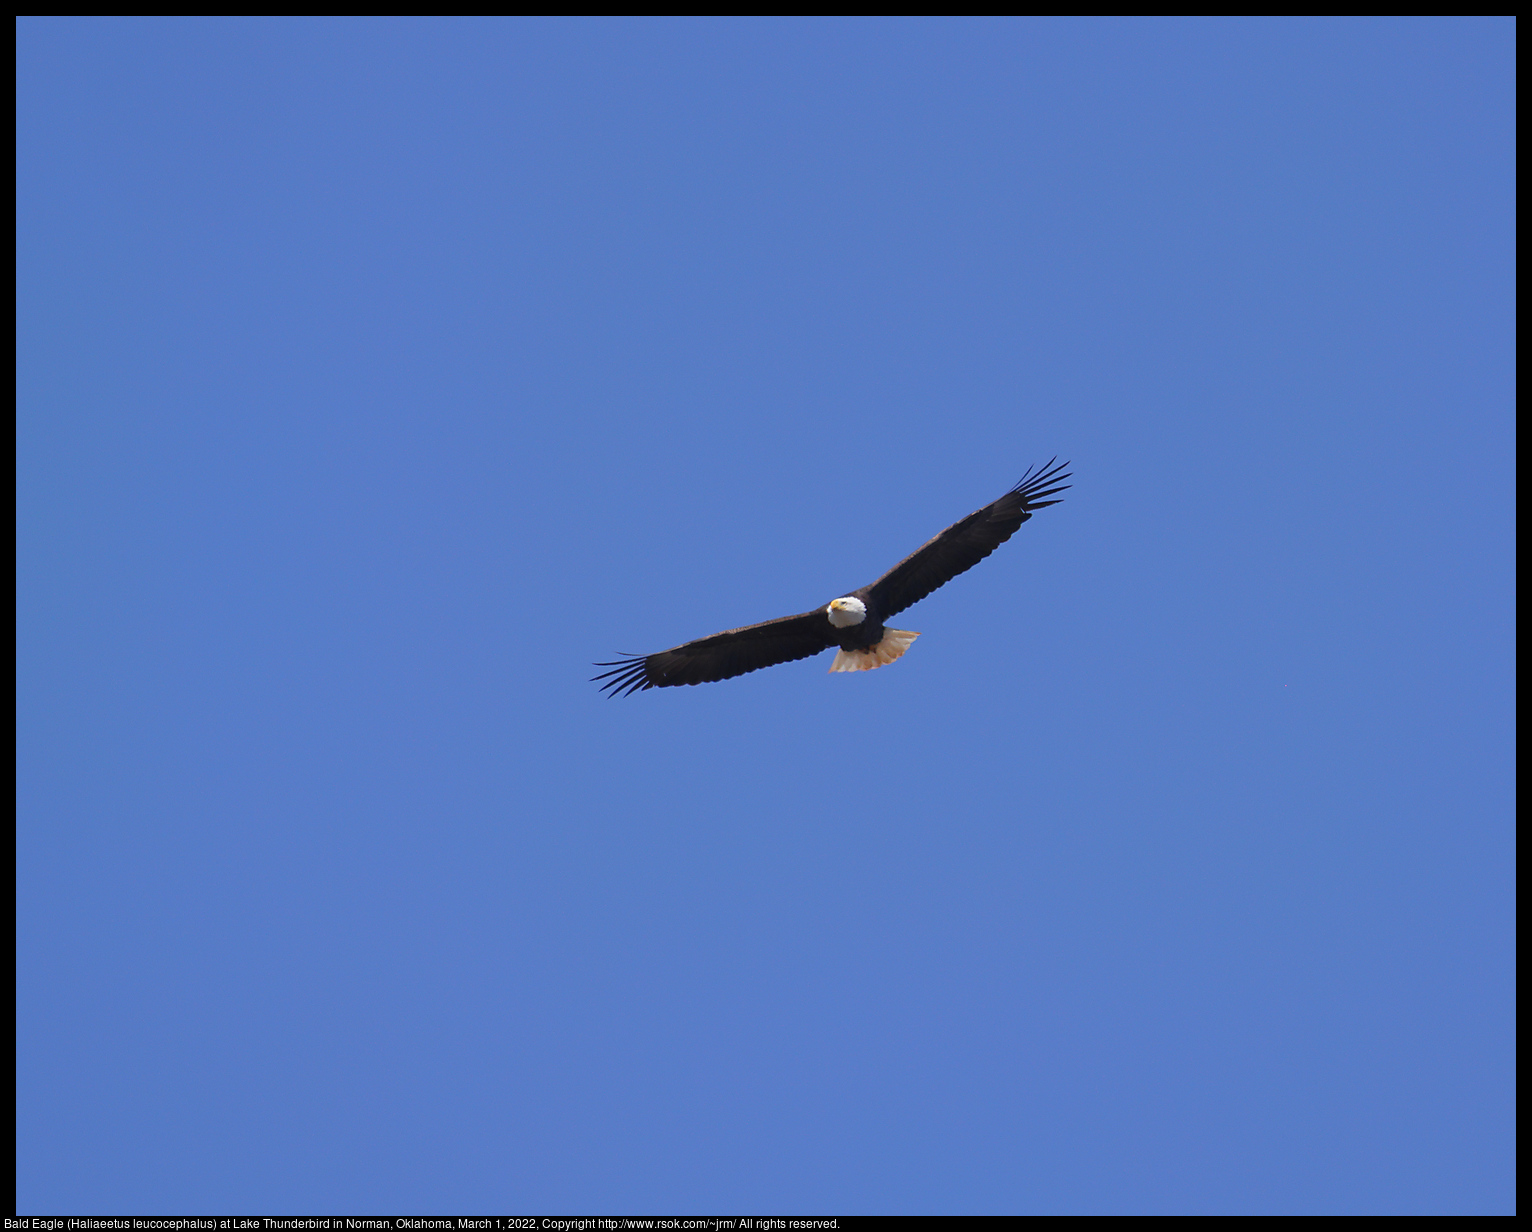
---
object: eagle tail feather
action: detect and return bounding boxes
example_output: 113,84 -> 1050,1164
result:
828,629 -> 920,673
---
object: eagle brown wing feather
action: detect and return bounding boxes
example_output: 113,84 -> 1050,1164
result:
861,459 -> 1071,619
593,609 -> 836,695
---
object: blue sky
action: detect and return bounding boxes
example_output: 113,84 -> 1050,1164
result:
17,17 -> 1514,1215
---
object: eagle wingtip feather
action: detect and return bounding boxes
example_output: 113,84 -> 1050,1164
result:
592,653 -> 654,696
1010,459 -> 1072,509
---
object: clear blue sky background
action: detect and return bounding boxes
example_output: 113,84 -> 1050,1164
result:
17,17 -> 1514,1216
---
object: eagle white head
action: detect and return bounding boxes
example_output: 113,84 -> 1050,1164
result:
826,596 -> 867,628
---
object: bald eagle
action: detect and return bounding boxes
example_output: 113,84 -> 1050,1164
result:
594,459 -> 1070,696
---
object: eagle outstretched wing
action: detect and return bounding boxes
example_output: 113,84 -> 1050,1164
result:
593,609 -> 837,696
861,459 -> 1071,618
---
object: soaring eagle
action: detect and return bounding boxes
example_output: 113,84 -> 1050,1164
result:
594,459 -> 1071,696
